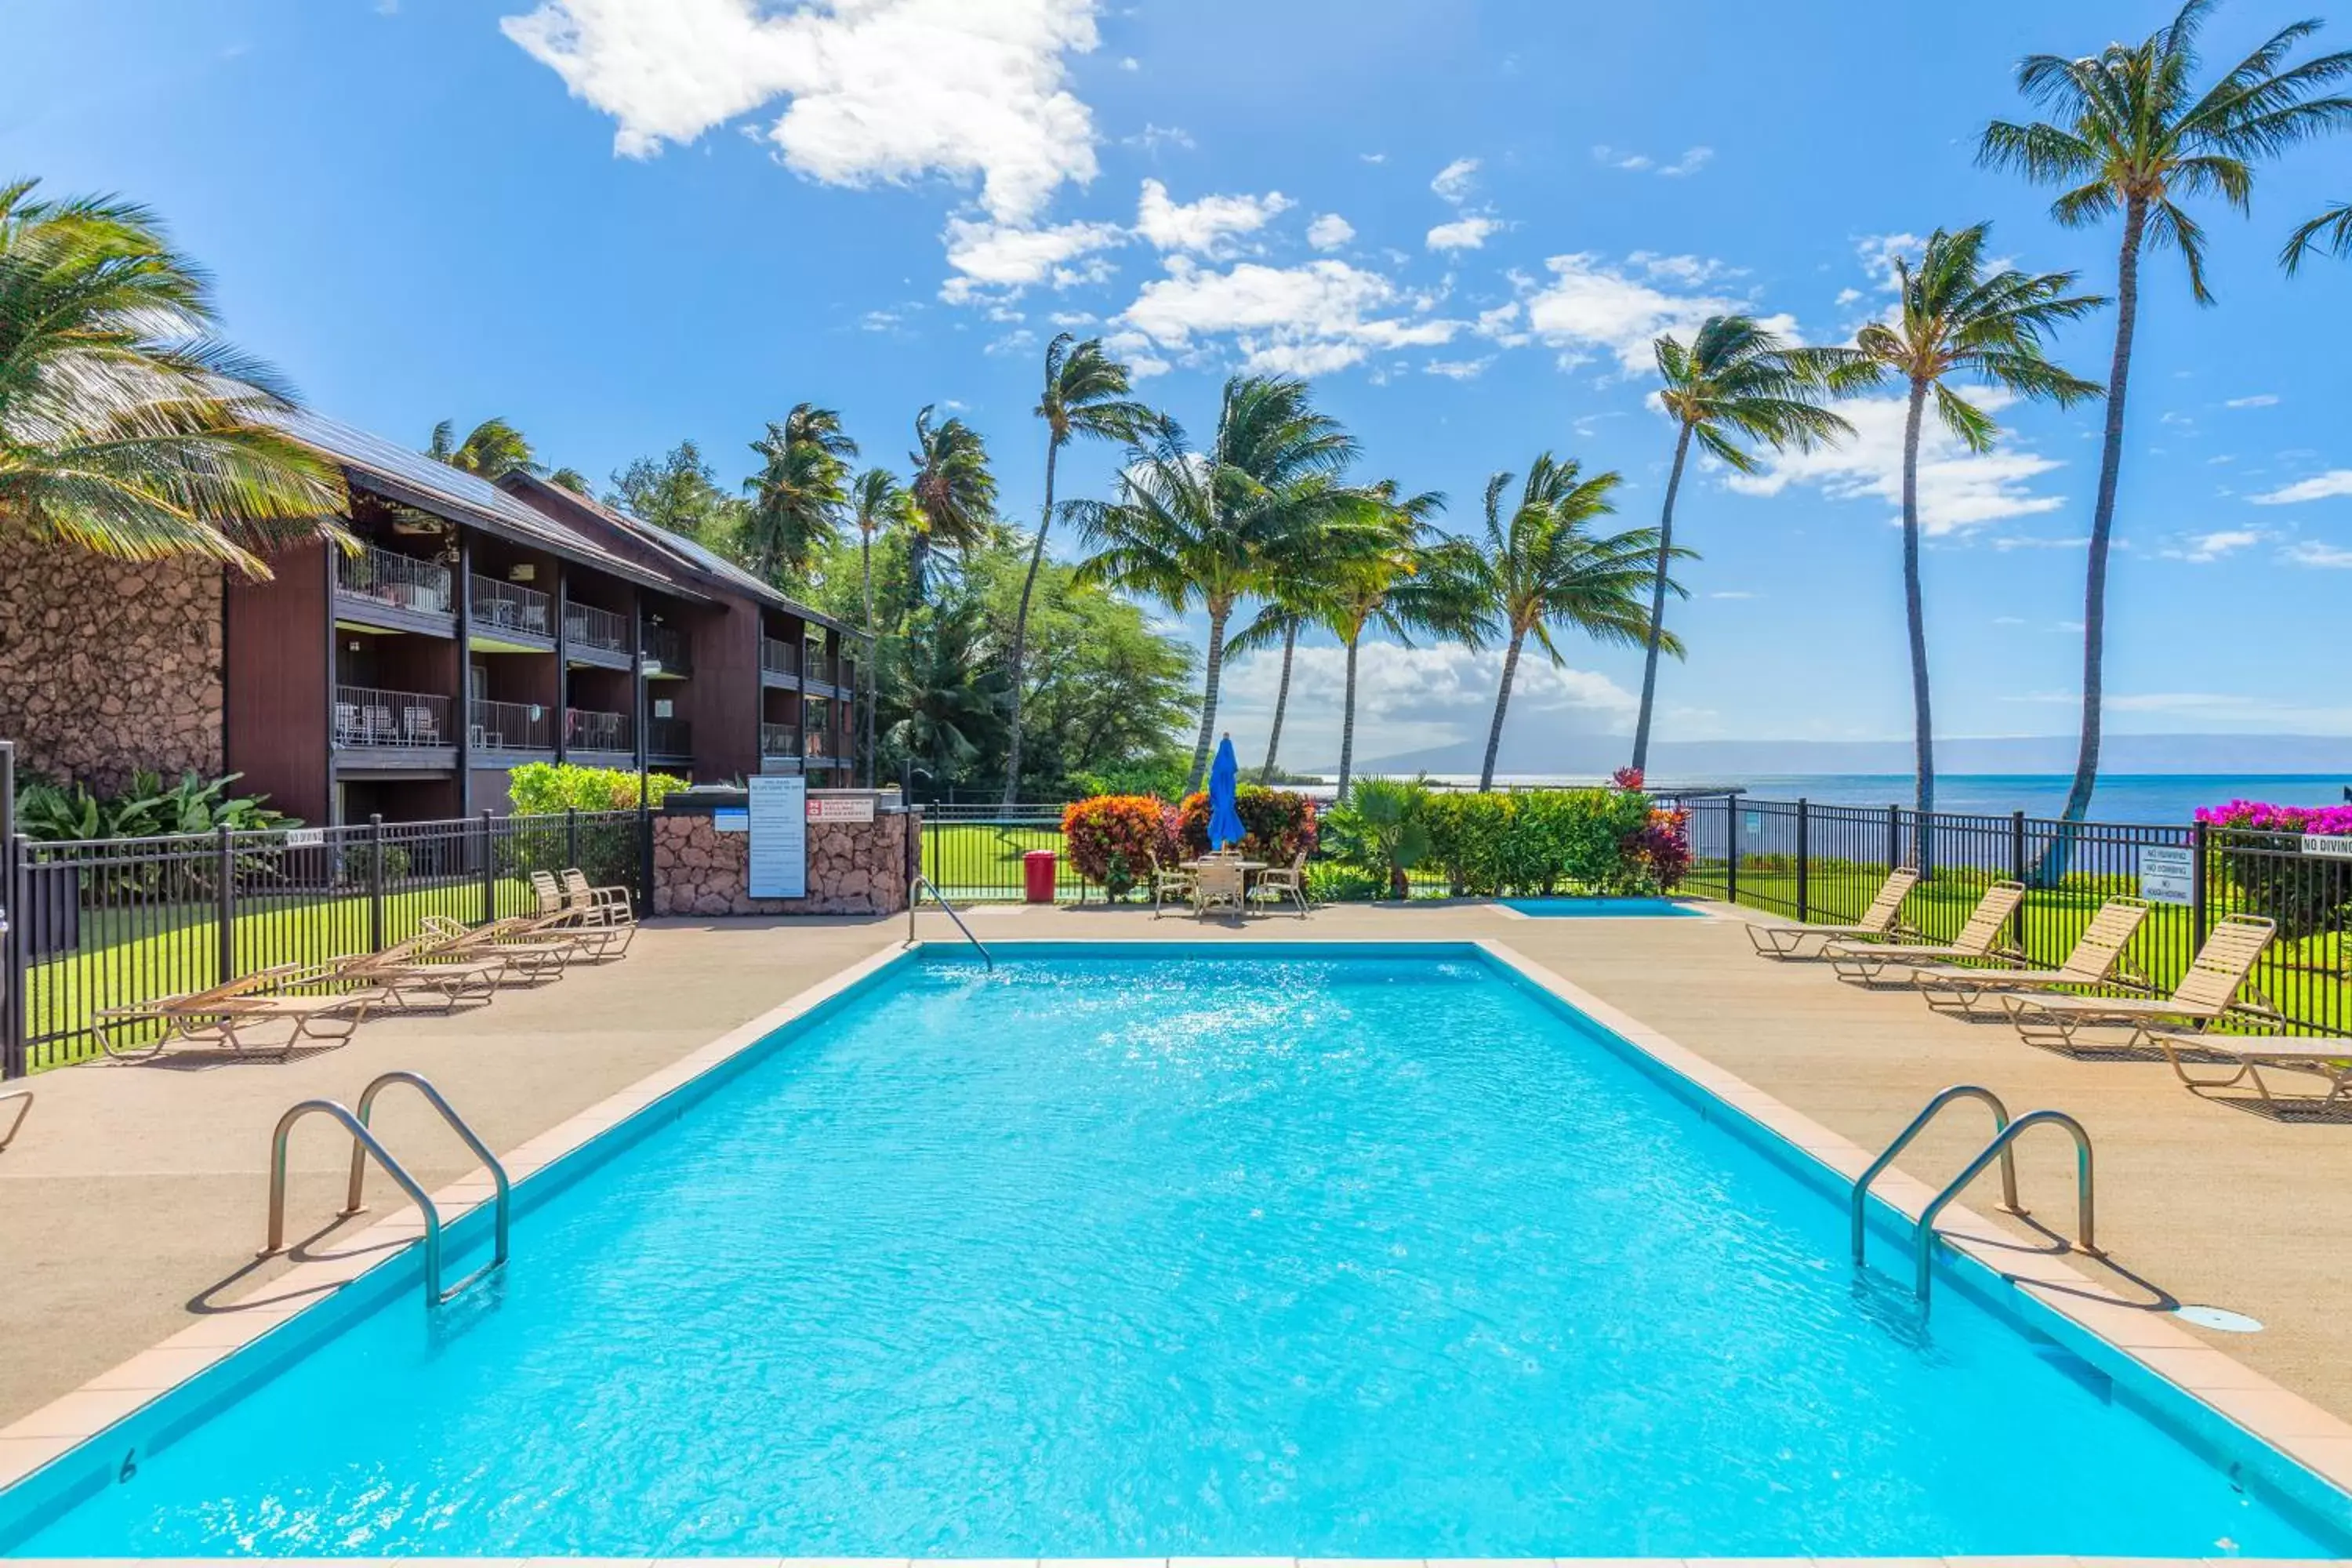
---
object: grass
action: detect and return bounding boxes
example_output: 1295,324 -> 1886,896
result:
920,822 -> 1079,900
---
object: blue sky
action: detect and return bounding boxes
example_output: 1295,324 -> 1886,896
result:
10,0 -> 2350,768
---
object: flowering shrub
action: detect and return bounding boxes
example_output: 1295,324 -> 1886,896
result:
1611,766 -> 1646,791
1061,794 -> 1181,899
2198,798 -> 2352,938
2197,800 -> 2352,836
1631,807 -> 1692,891
1177,786 -> 1319,864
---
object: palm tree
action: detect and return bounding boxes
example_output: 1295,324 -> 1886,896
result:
883,598 -> 1007,790
1629,314 -> 1851,774
905,405 -> 996,608
1468,456 -> 1684,790
2283,201 -> 2352,270
1980,0 -> 2352,825
548,466 -> 593,495
743,403 -> 856,583
426,416 -> 541,479
1002,335 -> 1160,807
848,466 -> 908,779
1224,550 -> 1324,785
0,178 -> 347,573
1831,225 -> 2104,823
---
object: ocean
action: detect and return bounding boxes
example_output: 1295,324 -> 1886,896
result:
1407,773 -> 2352,824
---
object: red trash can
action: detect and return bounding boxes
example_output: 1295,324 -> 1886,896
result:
1022,848 -> 1059,903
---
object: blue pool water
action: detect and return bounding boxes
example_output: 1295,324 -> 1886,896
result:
1501,896 -> 1700,917
8,946 -> 2346,1558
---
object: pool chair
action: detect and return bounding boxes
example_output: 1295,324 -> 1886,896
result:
2150,1026 -> 2352,1109
1192,857 -> 1247,919
1148,852 -> 1196,918
1247,850 -> 1312,919
1745,867 -> 1920,959
329,929 -> 530,1007
561,869 -> 638,957
418,913 -> 583,977
1824,880 -> 2026,984
2002,914 -> 2278,1055
98,964 -> 391,1061
1911,898 -> 2152,1014
526,872 -> 630,960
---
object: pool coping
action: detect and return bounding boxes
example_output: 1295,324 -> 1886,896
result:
5,931 -> 2352,1560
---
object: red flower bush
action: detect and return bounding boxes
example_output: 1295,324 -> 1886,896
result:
1630,807 -> 1691,891
1177,786 -> 1319,865
1610,765 -> 1646,791
1061,795 -> 1181,897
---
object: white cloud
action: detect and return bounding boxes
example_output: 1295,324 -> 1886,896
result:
1709,590 -> 1759,600
1834,286 -> 1864,307
1854,231 -> 1926,291
1592,144 -> 1652,172
1102,327 -> 1170,379
1657,145 -> 1713,177
1116,255 -> 1461,377
1726,387 -> 2067,537
2224,393 -> 2280,408
1134,178 -> 1290,253
2284,539 -> 2352,568
1117,54 -> 1137,71
938,215 -> 1123,301
2252,470 -> 2352,505
1123,122 -> 1192,153
1593,143 -> 1711,176
1519,252 -> 1787,374
1424,356 -> 1494,380
2161,528 -> 2265,562
1426,214 -> 1503,251
501,0 -> 1102,225
1305,212 -> 1355,251
1220,641 -> 1639,763
1430,156 -> 1479,203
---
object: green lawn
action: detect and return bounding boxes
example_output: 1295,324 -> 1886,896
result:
920,822 -> 1074,899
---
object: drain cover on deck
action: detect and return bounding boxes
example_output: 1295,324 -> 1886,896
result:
2175,1304 -> 2264,1333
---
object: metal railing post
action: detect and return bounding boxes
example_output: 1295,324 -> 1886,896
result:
1795,798 -> 1810,924
566,807 -> 580,874
1724,796 -> 1740,906
637,799 -> 654,911
2191,818 -> 2211,946
368,814 -> 386,953
1888,802 -> 1904,876
478,810 -> 495,924
216,822 -> 237,986
0,740 -> 20,1080
2009,809 -> 2029,956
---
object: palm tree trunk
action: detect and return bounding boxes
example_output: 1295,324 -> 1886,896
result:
1900,377 -> 1935,873
1336,633 -> 1361,802
1479,626 -> 1526,791
1630,420 -> 1694,773
2057,198 -> 2148,833
1260,620 -> 1298,782
1187,603 -> 1230,795
1000,439 -> 1059,809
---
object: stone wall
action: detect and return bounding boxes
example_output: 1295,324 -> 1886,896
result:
0,532 -> 223,793
652,804 -> 916,916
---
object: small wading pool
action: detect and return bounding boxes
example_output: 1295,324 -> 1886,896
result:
1498,896 -> 1702,917
4,943 -> 2348,1559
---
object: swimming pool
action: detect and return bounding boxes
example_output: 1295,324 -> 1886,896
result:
1498,895 -> 1701,917
5,942 -> 2347,1558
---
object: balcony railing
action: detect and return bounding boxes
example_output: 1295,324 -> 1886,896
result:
565,707 -> 633,753
646,716 -> 693,757
470,573 -> 553,638
759,722 -> 801,758
333,685 -> 451,749
336,545 -> 452,618
564,599 -> 629,655
805,728 -> 832,760
641,622 -> 691,675
469,698 -> 553,752
804,648 -> 837,688
760,636 -> 800,680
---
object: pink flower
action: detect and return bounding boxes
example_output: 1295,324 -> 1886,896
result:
2197,800 -> 2352,835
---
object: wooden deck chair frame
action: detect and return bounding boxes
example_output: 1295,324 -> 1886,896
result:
1826,880 -> 2026,983
418,913 -> 580,976
2002,914 -> 2278,1054
1746,868 -> 1920,960
100,962 -> 389,1061
1913,898 -> 2152,1014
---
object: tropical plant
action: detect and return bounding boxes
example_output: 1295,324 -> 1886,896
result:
743,403 -> 857,583
0,178 -> 347,573
1418,786 -> 1663,896
1979,0 -> 2352,826
14,768 -> 295,841
2283,200 -> 2352,270
1320,775 -> 1432,899
607,440 -> 741,539
1828,224 -> 2104,820
548,466 -> 593,495
426,417 -> 541,480
1630,314 -> 1852,772
848,465 -> 910,772
1175,785 -> 1319,864
1002,334 -> 1161,808
906,405 -> 996,608
1465,456 -> 1684,790
883,598 -> 1007,786
1225,554 -> 1319,786
1060,793 -> 1182,899
506,760 -> 688,813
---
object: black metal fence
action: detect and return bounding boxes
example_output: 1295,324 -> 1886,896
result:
1661,794 -> 2350,1039
2,808 -> 645,1076
919,808 -> 1095,902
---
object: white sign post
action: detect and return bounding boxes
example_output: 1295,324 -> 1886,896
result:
2138,845 -> 2195,906
746,775 -> 808,899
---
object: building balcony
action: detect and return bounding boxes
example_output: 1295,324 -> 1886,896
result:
565,707 -> 633,755
759,635 -> 800,685
335,546 -> 455,633
470,573 -> 554,646
804,648 -> 837,688
759,722 -> 801,759
334,685 -> 452,750
563,599 -> 630,659
646,716 -> 693,760
469,698 -> 554,753
641,622 -> 691,677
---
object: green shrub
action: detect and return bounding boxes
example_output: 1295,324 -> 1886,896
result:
507,761 -> 688,815
1357,785 -> 1667,897
1061,795 -> 1181,900
1320,777 -> 1433,898
1176,786 -> 1319,864
1305,861 -> 1385,902
16,769 -> 294,842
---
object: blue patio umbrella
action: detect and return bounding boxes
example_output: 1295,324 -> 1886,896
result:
1207,734 -> 1247,850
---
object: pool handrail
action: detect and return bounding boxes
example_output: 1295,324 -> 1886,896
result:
908,874 -> 994,971
1850,1083 -> 2023,1265
345,1070 -> 511,1294
264,1099 -> 451,1303
1914,1109 -> 2099,1310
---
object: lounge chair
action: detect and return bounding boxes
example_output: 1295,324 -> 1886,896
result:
1247,850 -> 1311,919
561,869 -> 638,957
1193,857 -> 1246,919
2151,1026 -> 2352,1109
0,1089 -> 31,1152
523,870 -> 631,960
1911,898 -> 2152,1014
332,930 -> 524,1007
1148,852 -> 1196,918
1824,880 -> 2026,983
2002,914 -> 2278,1054
97,962 -> 389,1061
418,913 -> 581,976
1745,868 -> 1920,959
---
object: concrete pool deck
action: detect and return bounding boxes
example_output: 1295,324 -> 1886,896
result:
5,898 -> 2352,1490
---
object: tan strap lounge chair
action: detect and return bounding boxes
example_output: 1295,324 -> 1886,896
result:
1247,850 -> 1312,919
98,961 -> 389,1061
332,930 -> 524,1007
2002,914 -> 2278,1054
561,869 -> 637,958
419,913 -> 581,976
1911,898 -> 2152,1014
1825,880 -> 2026,982
1746,868 -> 1920,959
2151,1026 -> 2352,1109
529,870 -> 623,959
1192,857 -> 1246,919
1148,852 -> 1196,918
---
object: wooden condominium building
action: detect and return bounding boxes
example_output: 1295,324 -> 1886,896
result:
0,410 -> 867,826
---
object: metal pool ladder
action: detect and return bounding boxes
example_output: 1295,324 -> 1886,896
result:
1853,1084 -> 2098,1312
908,874 -> 994,971
262,1070 -> 512,1308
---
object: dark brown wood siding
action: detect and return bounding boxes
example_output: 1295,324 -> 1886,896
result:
225,541 -> 331,823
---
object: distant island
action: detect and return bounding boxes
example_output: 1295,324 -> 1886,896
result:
1347,732 -> 2352,779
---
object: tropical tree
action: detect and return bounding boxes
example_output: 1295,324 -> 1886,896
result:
1002,334 -> 1161,807
1830,225 -> 2104,821
906,405 -> 996,608
607,440 -> 740,539
1980,0 -> 2352,825
548,466 -> 593,495
2282,200 -> 2352,270
881,598 -> 1007,789
1224,547 -> 1324,785
1468,456 -> 1684,790
743,403 -> 856,584
1629,314 -> 1851,773
0,178 -> 346,572
427,416 -> 540,479
848,465 -> 909,775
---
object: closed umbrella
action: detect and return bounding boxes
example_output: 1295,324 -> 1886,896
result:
1207,734 -> 1247,850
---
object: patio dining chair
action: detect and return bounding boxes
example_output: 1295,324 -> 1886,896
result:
1192,858 -> 1246,919
1246,850 -> 1312,919
1149,852 -> 1196,918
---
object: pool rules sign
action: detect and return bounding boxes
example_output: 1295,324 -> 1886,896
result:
746,775 -> 808,899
